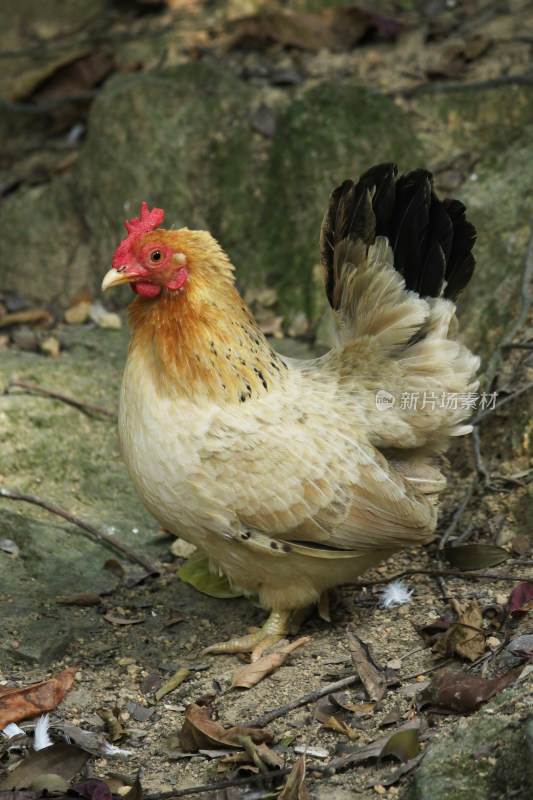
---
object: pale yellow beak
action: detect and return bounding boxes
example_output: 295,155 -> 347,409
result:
101,268 -> 134,291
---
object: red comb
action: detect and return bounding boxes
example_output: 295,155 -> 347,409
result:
113,202 -> 165,269
125,202 -> 165,235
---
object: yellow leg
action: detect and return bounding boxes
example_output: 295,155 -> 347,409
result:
202,610 -> 291,657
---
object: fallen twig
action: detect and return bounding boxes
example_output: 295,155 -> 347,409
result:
472,379 -> 533,426
0,487 -> 157,573
349,567 -> 530,588
8,379 -> 117,419
0,92 -> 98,114
472,426 -> 491,487
501,342 -> 533,350
0,308 -> 52,327
245,674 -> 362,728
142,768 -> 296,800
394,73 -> 533,99
439,475 -> 479,550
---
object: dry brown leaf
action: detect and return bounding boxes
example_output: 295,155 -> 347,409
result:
217,739 -> 283,773
347,631 -> 387,701
278,757 -> 311,800
0,667 -> 77,729
72,778 -> 112,800
326,721 -> 420,772
509,582 -> 533,617
231,636 -> 310,689
433,598 -> 485,661
0,743 -> 89,790
444,544 -> 508,570
380,706 -> 403,727
413,617 -> 452,646
217,751 -> 253,773
122,776 -> 143,800
163,611 -> 185,628
0,308 -> 53,329
180,703 -> 273,753
56,593 -> 102,606
321,716 -> 359,740
419,666 -> 523,713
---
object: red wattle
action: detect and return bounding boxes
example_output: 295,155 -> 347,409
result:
132,282 -> 162,298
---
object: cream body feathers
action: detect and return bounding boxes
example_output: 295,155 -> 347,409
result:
118,223 -> 478,613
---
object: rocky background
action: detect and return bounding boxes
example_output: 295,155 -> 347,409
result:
1,2 -> 533,799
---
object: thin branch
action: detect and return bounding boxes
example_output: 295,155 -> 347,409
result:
453,523 -> 474,546
501,342 -> 533,350
348,567 -> 528,588
0,92 -> 98,114
472,379 -> 533,425
439,475 -> 479,549
8,379 -> 117,419
245,674 -> 362,728
394,73 -> 533,99
0,487 -> 157,574
142,769 -> 295,800
472,426 -> 491,487
434,556 -> 450,602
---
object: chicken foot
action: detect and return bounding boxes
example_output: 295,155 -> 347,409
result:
201,610 -> 291,657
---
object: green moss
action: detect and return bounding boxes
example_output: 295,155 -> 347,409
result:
257,83 -> 424,316
412,695 -> 533,800
414,84 -> 533,161
78,63 -> 254,279
457,128 -> 533,362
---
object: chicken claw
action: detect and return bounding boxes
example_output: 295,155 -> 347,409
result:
201,610 -> 291,657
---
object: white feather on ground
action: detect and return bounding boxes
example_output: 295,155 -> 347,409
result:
34,714 -> 53,750
379,579 -> 413,608
2,723 -> 25,739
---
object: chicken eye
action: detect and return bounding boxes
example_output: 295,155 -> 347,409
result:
150,250 -> 163,263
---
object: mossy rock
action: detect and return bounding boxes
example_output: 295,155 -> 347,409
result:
411,681 -> 533,800
457,128 -> 533,362
75,61 -> 258,308
256,82 -> 425,317
0,63 -> 423,312
414,83 -> 533,158
0,326 -> 162,666
0,178 -> 88,306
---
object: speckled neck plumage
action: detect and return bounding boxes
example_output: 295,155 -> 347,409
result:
128,282 -> 288,404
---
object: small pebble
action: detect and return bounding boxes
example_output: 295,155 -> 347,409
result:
65,301 -> 91,325
89,302 -> 122,329
99,312 -> 122,330
41,336 -> 60,357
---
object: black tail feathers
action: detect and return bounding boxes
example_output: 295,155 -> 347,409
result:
320,163 -> 476,309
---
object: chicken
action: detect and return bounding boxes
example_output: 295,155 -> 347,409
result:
102,163 -> 478,654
